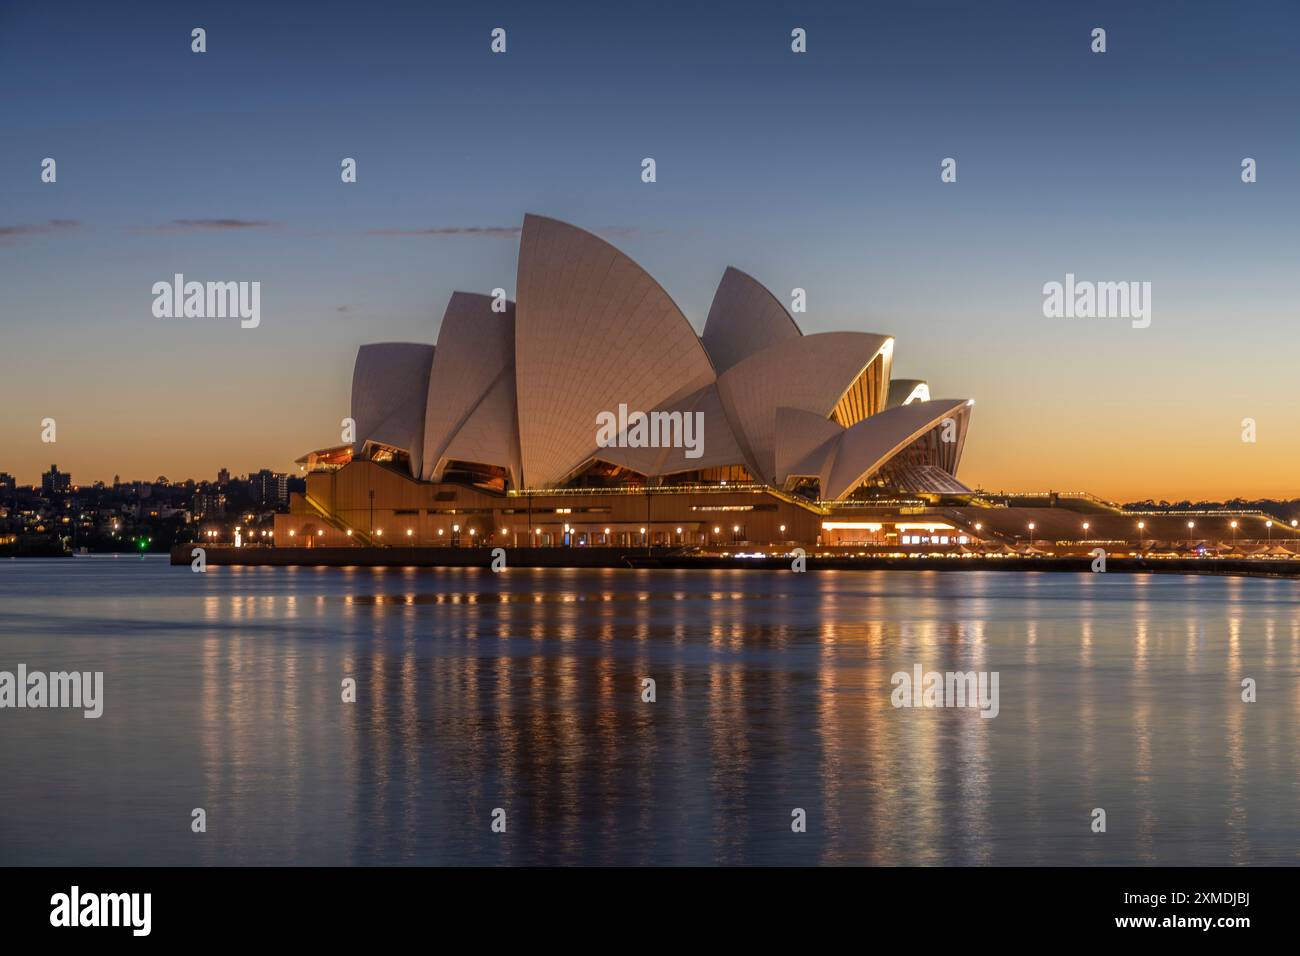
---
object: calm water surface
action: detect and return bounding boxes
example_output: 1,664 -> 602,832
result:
1,557 -> 1297,865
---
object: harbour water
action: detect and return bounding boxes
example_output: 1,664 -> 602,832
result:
1,557 -> 1297,865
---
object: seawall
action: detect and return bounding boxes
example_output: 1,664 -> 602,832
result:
170,545 -> 1300,577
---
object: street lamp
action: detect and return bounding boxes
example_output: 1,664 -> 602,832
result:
1082,521 -> 1089,540
1187,520 -> 1195,548
1028,521 -> 1035,547
1230,519 -> 1238,548
1266,519 -> 1272,543
1137,520 -> 1145,550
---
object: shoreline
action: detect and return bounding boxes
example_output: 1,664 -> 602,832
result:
167,545 -> 1300,579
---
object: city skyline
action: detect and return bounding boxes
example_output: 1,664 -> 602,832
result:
4,1 -> 1300,499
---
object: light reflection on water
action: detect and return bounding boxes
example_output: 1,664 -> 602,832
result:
1,558 -> 1298,865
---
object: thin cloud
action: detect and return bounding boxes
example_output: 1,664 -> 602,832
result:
141,219 -> 279,233
364,226 -> 522,238
362,225 -> 646,239
0,219 -> 81,242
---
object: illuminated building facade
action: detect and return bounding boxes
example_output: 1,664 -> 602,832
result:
277,215 -> 975,549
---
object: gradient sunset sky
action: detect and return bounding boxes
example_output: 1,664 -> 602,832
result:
3,1 -> 1298,500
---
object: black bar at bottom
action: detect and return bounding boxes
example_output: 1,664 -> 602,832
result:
0,866 -> 1272,941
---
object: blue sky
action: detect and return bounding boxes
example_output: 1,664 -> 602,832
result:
3,0 -> 1299,497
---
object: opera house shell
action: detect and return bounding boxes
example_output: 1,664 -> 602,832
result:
344,214 -> 970,494
285,214 -> 973,548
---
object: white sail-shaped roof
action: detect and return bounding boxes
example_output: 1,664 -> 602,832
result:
514,214 -> 716,487
435,370 -> 520,486
340,214 -> 975,499
350,342 -> 435,477
715,332 -> 893,485
592,384 -> 748,478
820,398 -> 973,500
419,292 -> 516,481
774,406 -> 844,481
701,267 -> 803,374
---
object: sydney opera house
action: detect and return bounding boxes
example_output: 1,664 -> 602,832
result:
275,214 -> 977,550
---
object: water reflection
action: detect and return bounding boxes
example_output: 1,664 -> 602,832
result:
1,560 -> 1298,865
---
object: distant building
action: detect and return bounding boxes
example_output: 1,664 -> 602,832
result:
217,468 -> 231,486
250,469 -> 289,508
193,492 -> 226,519
194,493 -> 226,518
0,473 -> 15,491
41,465 -> 71,496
